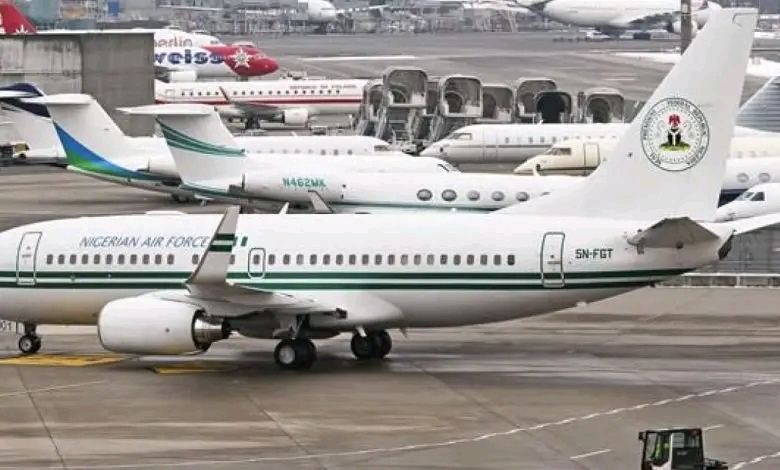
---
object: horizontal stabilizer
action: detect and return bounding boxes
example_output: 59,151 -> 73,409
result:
187,206 -> 240,287
25,94 -> 92,106
718,212 -> 780,235
118,103 -> 215,116
0,90 -> 34,99
307,190 -> 334,214
627,217 -> 720,249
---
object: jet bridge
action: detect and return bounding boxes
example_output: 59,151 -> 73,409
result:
427,75 -> 483,144
514,77 -> 557,123
374,66 -> 428,144
535,90 -> 573,124
478,84 -> 515,123
576,87 -> 625,123
353,79 -> 383,136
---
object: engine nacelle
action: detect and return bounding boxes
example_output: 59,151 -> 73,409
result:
666,19 -> 699,35
167,70 -> 199,82
271,108 -> 309,126
237,171 -> 346,202
145,148 -> 179,179
97,297 -> 230,355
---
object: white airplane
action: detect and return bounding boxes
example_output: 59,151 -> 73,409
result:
0,9 -> 774,371
24,93 -> 450,204
114,103 -> 585,213
715,183 -> 780,221
154,78 -> 367,129
519,0 -> 720,38
514,139 -> 780,204
0,2 -> 222,46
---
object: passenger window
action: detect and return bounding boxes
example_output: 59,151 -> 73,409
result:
252,254 -> 261,265
374,254 -> 382,265
296,254 -> 304,265
349,254 -> 357,265
466,254 -> 475,265
130,254 -> 137,265
81,254 -> 88,264
480,254 -> 488,265
93,254 -> 100,265
167,254 -> 174,265
155,254 -> 162,265
400,254 -> 409,265
310,254 -> 318,265
413,254 -> 421,265
107,254 -> 113,265
283,254 -> 290,265
58,254 -> 65,265
268,254 -> 276,265
336,254 -> 344,265
387,254 -> 395,265
507,254 -> 515,266
46,254 -> 53,265
119,254 -> 126,265
361,254 -> 369,265
453,254 -> 461,265
427,254 -> 434,265
440,254 -> 448,265
229,254 -> 235,265
494,254 -> 501,265
142,254 -> 150,265
323,254 -> 331,265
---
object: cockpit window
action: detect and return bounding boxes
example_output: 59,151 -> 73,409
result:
449,132 -> 472,141
438,163 -> 459,172
374,145 -> 391,152
752,191 -> 765,201
736,191 -> 754,201
543,147 -> 571,156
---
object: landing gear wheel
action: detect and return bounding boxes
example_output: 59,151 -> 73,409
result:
18,335 -> 41,355
373,330 -> 392,359
351,333 -> 377,360
274,338 -> 316,370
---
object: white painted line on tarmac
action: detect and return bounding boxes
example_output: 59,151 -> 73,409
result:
733,450 -> 780,469
570,448 -> 611,460
703,424 -> 724,431
23,377 -> 778,469
0,380 -> 106,399
299,55 -> 417,62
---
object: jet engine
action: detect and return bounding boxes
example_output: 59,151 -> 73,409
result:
666,19 -> 699,35
167,70 -> 199,83
438,75 -> 482,118
381,66 -> 428,107
271,108 -> 309,126
233,171 -> 346,203
514,77 -> 557,123
145,152 -> 179,179
480,84 -> 515,122
97,297 -> 230,355
535,91 -> 573,123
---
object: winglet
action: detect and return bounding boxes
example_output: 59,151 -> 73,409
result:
307,190 -> 334,214
187,206 -> 240,286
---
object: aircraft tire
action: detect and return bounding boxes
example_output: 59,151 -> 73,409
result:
18,334 -> 41,355
351,333 -> 378,360
373,331 -> 392,359
274,338 -> 316,370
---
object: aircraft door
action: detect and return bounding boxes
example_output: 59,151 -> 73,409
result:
540,232 -> 565,288
16,232 -> 41,286
247,248 -> 267,279
583,142 -> 601,169
483,128 -> 499,162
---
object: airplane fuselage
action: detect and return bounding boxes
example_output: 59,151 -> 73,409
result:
0,213 -> 724,330
541,0 -> 714,30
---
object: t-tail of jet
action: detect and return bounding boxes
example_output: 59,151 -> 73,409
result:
118,103 -> 247,193
24,93 -> 166,182
0,82 -> 64,163
0,2 -> 38,34
496,8 -> 756,223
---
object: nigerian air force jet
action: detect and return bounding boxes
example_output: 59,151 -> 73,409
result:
0,9 -> 775,372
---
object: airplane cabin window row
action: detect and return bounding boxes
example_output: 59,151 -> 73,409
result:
175,88 -> 343,97
416,189 -> 533,203
251,253 -> 517,267
45,253 -> 176,266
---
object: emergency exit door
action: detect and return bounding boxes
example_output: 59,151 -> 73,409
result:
540,232 -> 565,288
247,248 -> 267,279
16,232 -> 41,286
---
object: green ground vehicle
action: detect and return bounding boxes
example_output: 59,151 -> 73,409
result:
639,427 -> 728,470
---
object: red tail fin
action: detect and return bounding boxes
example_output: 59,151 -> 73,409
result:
0,2 -> 37,34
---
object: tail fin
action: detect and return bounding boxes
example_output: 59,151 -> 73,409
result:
0,2 -> 37,34
0,82 -> 64,159
24,93 -> 149,176
735,75 -> 780,133
495,8 -> 756,222
118,103 -> 247,190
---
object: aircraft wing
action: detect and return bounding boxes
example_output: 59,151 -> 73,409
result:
607,12 -> 675,28
149,206 -> 403,327
217,86 -> 281,117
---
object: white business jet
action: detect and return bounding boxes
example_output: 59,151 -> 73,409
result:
119,103 -> 583,213
715,183 -> 780,221
0,9 -> 776,371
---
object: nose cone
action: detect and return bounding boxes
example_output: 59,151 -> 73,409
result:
322,8 -> 337,20
420,144 -> 444,157
257,57 -> 279,75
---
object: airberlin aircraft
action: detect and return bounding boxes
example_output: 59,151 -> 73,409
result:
154,46 -> 279,81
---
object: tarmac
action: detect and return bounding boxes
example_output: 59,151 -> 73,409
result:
1,32 -> 780,469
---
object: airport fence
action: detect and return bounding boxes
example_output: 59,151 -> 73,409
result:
707,225 -> 780,273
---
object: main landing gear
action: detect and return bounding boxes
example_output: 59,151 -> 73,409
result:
271,330 -> 394,370
18,323 -> 41,354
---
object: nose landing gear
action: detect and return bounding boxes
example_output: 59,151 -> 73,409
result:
18,323 -> 41,354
